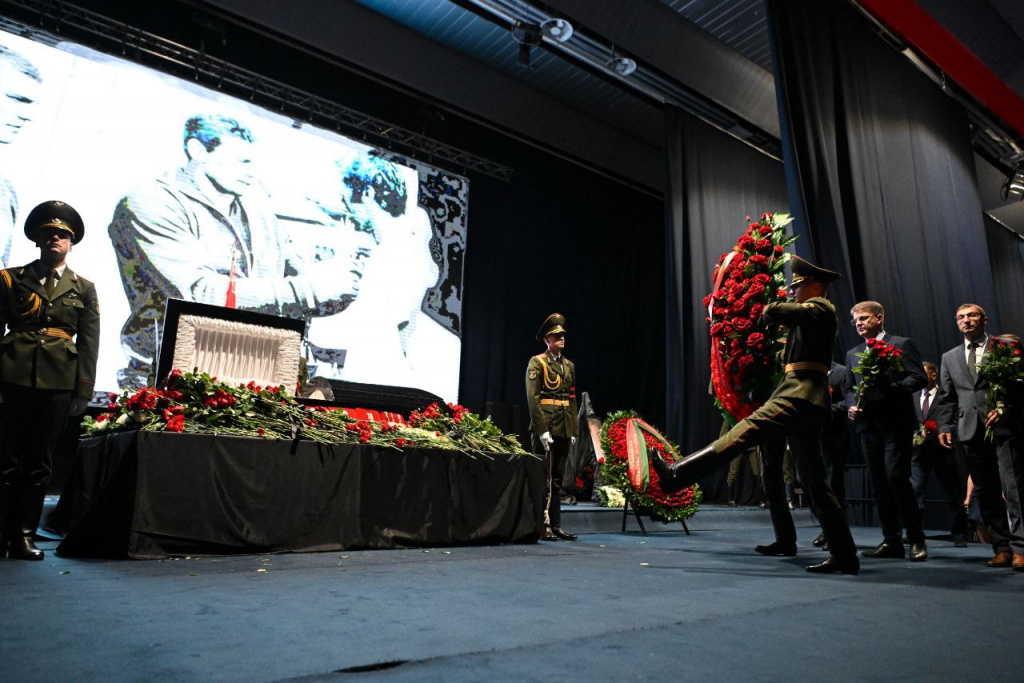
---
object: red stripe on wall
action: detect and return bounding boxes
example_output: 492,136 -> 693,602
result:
855,0 -> 1024,138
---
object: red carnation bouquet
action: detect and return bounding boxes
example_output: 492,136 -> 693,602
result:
852,338 -> 904,409
977,336 -> 1024,441
705,212 -> 796,423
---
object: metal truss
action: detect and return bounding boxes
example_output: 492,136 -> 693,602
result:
0,0 -> 514,182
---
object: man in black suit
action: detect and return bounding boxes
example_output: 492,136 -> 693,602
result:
844,301 -> 928,561
936,304 -> 1024,569
912,361 -> 968,547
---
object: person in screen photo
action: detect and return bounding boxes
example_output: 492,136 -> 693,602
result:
0,43 -> 44,267
108,114 -> 370,388
307,156 -> 458,400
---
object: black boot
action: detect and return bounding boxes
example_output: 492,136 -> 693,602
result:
8,483 -> 46,561
727,480 -> 738,507
0,481 -> 14,560
650,446 -> 723,494
786,483 -> 795,510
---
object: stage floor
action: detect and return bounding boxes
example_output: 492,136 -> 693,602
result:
5,504 -> 1023,681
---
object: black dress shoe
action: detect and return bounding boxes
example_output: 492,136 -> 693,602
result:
861,541 -> 905,559
551,527 -> 577,541
812,531 -> 827,547
8,537 -> 44,560
806,555 -> 859,575
952,534 -> 968,548
541,526 -> 559,541
909,542 -> 928,561
754,541 -> 797,556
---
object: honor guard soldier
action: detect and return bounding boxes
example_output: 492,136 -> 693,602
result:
652,256 -> 860,575
526,313 -> 579,541
0,201 -> 100,560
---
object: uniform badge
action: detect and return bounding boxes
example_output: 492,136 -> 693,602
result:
528,369 -> 538,380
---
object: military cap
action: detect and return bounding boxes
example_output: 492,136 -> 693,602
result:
789,255 -> 840,286
536,313 -> 567,341
24,200 -> 85,244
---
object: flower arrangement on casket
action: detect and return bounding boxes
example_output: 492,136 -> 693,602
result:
81,370 -> 528,456
705,212 -> 796,424
977,336 -> 1024,441
598,410 -> 701,522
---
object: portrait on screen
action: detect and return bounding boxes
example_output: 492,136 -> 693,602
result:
0,28 -> 467,402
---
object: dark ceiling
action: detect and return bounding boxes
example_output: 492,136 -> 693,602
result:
3,0 -> 1023,213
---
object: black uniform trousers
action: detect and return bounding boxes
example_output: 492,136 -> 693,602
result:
712,396 -> 856,558
857,425 -> 925,544
532,433 -> 569,528
0,383 -> 73,485
911,441 -> 968,538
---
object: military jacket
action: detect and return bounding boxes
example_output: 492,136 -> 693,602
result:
525,351 -> 578,438
761,296 -> 837,411
0,261 -> 100,397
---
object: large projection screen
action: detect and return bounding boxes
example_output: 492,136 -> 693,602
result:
0,28 -> 466,402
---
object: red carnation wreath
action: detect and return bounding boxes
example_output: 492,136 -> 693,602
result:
705,212 -> 796,424
599,410 -> 701,522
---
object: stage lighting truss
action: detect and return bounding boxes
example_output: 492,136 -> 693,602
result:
0,0 -> 514,183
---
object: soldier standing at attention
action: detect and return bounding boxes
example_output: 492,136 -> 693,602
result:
0,201 -> 99,560
526,313 -> 578,541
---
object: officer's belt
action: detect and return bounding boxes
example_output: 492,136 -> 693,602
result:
784,362 -> 829,374
10,327 -> 74,340
539,398 -> 571,406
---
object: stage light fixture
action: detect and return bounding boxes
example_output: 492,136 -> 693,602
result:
540,18 -> 573,43
606,56 -> 637,77
512,21 -> 542,66
1001,165 -> 1024,202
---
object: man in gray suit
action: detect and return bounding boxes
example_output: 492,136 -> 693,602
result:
936,304 -> 1024,570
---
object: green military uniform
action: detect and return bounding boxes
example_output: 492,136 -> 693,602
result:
1,200 -> 99,561
654,256 -> 858,571
525,313 -> 578,537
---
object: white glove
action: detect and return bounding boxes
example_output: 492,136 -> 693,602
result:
70,396 -> 90,416
571,436 -> 577,446
539,431 -> 554,450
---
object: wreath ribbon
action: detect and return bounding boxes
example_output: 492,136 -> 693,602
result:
625,417 -> 682,493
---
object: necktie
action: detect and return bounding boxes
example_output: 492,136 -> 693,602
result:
45,269 -> 58,297
921,391 -> 931,417
967,342 -> 978,381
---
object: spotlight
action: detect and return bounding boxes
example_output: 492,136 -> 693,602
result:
1001,166 -> 1024,202
512,22 -> 542,67
606,56 -> 637,77
540,18 -> 573,43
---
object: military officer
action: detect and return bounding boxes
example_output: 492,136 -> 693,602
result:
652,256 -> 859,575
526,313 -> 579,541
0,200 -> 99,560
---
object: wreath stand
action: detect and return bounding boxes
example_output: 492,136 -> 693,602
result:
621,498 -> 691,536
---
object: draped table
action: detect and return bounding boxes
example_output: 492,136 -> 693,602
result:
55,432 -> 545,559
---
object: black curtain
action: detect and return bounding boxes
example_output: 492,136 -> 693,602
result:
985,217 -> 1024,337
665,106 -> 789,465
459,150 -> 666,428
767,0 -> 998,364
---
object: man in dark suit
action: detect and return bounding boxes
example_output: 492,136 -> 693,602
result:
0,201 -> 100,560
653,256 -> 859,575
526,313 -> 579,541
844,301 -> 928,561
936,304 -> 1024,569
912,361 -> 968,547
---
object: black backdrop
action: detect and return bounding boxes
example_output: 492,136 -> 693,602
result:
664,107 -> 789,454
767,0 -> 1000,365
985,217 -> 1024,337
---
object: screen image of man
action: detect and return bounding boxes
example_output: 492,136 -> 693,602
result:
1,200 -> 99,561
108,114 -> 370,388
0,43 -> 43,267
